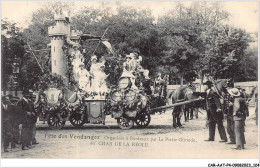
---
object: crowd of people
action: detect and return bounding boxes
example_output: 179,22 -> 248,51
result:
203,81 -> 252,150
1,90 -> 39,152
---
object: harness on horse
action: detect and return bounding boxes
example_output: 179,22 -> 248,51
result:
208,76 -> 224,99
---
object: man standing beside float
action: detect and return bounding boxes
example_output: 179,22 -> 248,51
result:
204,81 -> 228,143
228,88 -> 247,150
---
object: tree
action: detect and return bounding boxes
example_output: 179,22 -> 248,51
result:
240,38 -> 258,81
200,25 -> 251,81
21,2 -> 75,88
13,1 -> 255,91
1,19 -> 25,91
158,3 -> 203,85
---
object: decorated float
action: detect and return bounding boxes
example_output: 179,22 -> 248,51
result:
30,13 -> 208,130
33,13 -> 166,129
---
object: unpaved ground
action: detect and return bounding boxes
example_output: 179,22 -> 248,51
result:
1,108 -> 258,159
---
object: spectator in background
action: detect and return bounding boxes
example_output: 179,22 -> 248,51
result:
237,86 -> 249,117
17,90 -> 35,150
1,96 -> 13,152
9,96 -> 21,148
224,92 -> 236,145
228,88 -> 247,150
29,93 -> 39,145
255,88 -> 258,125
204,81 -> 227,143
242,89 -> 250,117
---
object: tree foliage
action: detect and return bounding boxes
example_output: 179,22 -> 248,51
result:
1,19 -> 25,90
1,2 -> 257,91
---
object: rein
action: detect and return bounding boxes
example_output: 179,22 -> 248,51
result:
209,77 -> 225,99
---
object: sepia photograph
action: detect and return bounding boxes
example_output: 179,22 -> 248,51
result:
1,0 -> 259,167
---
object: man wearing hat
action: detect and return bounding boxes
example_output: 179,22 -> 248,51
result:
17,90 -> 35,150
9,96 -> 21,148
241,88 -> 250,117
1,95 -> 14,152
204,80 -> 227,142
29,93 -> 39,145
228,88 -> 247,150
236,86 -> 250,120
224,89 -> 236,145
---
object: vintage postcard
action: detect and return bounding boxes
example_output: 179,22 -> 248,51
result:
1,1 -> 259,167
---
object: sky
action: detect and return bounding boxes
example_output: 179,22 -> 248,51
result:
1,1 -> 258,33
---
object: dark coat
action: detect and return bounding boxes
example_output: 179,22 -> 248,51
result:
1,103 -> 14,123
12,104 -> 24,124
1,103 -> 15,135
206,89 -> 223,122
16,98 -> 35,123
233,97 -> 247,121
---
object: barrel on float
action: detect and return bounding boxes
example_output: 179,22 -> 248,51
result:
110,90 -> 123,102
124,89 -> 136,103
118,77 -> 131,89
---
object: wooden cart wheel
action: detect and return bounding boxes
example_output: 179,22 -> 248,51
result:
117,117 -> 134,129
135,113 -> 151,128
47,114 -> 66,130
69,113 -> 85,128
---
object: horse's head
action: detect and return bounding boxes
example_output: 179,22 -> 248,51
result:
214,78 -> 234,94
187,82 -> 197,91
225,78 -> 234,88
201,79 -> 211,92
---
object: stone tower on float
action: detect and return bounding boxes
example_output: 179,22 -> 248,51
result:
48,14 -> 70,84
48,13 -> 101,85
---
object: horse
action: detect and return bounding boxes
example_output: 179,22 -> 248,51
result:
170,84 -> 200,127
211,78 -> 233,95
148,75 -> 169,113
183,84 -> 202,121
170,78 -> 233,128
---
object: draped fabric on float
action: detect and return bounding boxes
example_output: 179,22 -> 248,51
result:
102,41 -> 114,54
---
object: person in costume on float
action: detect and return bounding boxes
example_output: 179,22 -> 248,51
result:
135,55 -> 150,80
95,56 -> 109,95
153,72 -> 163,96
98,65 -> 109,95
78,63 -> 91,91
121,53 -> 138,89
90,55 -> 101,94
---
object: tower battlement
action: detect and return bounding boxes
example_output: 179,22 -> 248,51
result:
49,13 -> 70,37
54,13 -> 69,22
48,24 -> 70,36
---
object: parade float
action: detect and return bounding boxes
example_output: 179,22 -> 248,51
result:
33,14 -> 164,129
32,13 -> 202,130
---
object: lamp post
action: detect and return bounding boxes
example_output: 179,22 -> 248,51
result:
12,55 -> 20,96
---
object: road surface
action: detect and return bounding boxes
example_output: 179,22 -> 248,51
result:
2,108 -> 258,159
